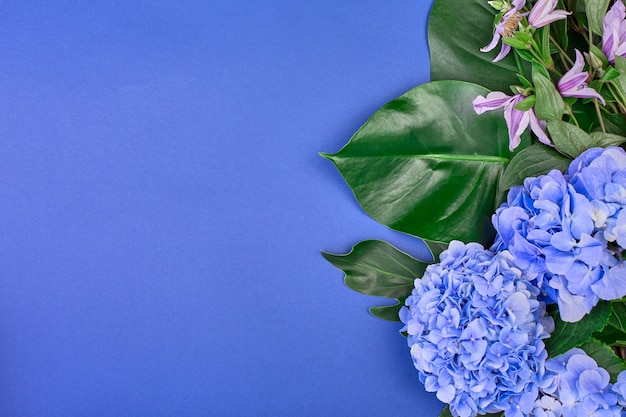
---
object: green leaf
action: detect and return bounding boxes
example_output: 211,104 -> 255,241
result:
533,68 -> 565,120
595,302 -> 626,345
545,301 -> 611,357
602,113 -> 626,136
439,405 -> 453,417
428,0 -> 521,91
498,144 -> 572,193
321,240 -> 427,299
546,119 -> 594,158
323,80 -> 527,244
585,0 -> 611,36
580,339 -> 626,383
589,131 -> 626,147
514,95 -> 536,111
369,301 -> 404,322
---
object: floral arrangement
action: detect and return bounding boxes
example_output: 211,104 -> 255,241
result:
322,1 -> 626,416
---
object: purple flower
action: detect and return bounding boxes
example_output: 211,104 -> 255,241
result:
557,49 -> 606,104
602,0 -> 626,64
473,91 -> 551,151
528,0 -> 571,28
481,0 -> 526,62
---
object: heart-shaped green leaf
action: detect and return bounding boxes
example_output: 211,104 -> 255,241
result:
323,80 -> 525,244
428,0 -> 521,91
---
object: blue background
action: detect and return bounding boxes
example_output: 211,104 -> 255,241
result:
0,1 -> 442,415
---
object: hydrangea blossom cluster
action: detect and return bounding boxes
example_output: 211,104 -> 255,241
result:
492,147 -> 626,322
531,348 -> 624,417
400,241 -> 553,417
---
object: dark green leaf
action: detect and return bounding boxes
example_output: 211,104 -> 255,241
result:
589,131 -> 626,147
498,144 -> 572,193
545,301 -> 611,357
439,405 -> 453,417
533,68 -> 565,120
323,80 -> 527,244
580,339 -> 626,383
428,0 -> 521,91
547,119 -> 594,158
369,301 -> 403,322
613,56 -> 626,100
585,0 -> 611,36
424,240 -> 448,263
321,240 -> 426,299
602,113 -> 626,136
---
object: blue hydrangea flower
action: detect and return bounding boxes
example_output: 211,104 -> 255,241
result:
532,348 -> 622,417
400,241 -> 553,417
492,147 -> 626,322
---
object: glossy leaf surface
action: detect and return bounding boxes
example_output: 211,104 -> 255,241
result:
545,301 -> 611,357
428,0 -> 520,91
322,240 -> 427,318
498,144 -> 571,193
324,81 -> 522,244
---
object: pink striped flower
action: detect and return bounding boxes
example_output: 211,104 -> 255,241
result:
557,50 -> 605,104
602,0 -> 626,64
473,91 -> 550,151
528,0 -> 571,28
481,0 -> 526,62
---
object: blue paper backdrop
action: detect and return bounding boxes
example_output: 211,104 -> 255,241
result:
0,1 -> 442,415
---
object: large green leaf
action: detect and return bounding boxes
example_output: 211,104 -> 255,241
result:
428,0 -> 521,91
323,80 -> 525,244
322,240 -> 428,321
545,301 -> 611,357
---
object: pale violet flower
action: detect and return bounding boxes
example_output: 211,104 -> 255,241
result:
557,49 -> 606,104
481,0 -> 526,62
528,0 -> 570,28
473,91 -> 550,151
602,0 -> 626,64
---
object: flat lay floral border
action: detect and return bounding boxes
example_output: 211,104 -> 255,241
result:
322,1 -> 626,416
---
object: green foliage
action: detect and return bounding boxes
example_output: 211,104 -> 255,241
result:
584,0 -> 611,36
545,301 -> 611,357
323,80 -> 527,245
580,339 -> 626,383
547,119 -> 596,158
322,240 -> 428,321
498,144 -> 571,193
532,67 -> 565,121
595,301 -> 626,346
428,0 -> 521,91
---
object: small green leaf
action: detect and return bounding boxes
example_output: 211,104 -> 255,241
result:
580,339 -> 626,383
498,144 -> 571,193
439,405 -> 453,417
586,0 -> 611,36
545,301 -> 611,357
589,131 -> 626,147
533,68 -> 565,120
613,56 -> 626,99
547,119 -> 594,158
322,240 -> 427,299
514,95 -> 536,111
601,67 -> 622,82
502,37 -> 530,50
603,113 -> 626,136
369,301 -> 404,322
